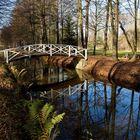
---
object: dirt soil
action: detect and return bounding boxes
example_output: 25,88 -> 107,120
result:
0,65 -> 24,140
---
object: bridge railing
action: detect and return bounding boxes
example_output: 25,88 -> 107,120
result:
0,44 -> 88,63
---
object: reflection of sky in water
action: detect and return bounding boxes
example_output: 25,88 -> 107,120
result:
54,80 -> 140,139
13,58 -> 140,139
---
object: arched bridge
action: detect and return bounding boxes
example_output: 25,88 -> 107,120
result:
0,44 -> 87,63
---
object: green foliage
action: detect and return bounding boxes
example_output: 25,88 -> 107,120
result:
9,66 -> 27,84
25,100 -> 65,140
4,65 -> 27,84
3,65 -> 31,94
63,15 -> 77,45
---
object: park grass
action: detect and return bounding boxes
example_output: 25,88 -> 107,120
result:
88,49 -> 140,58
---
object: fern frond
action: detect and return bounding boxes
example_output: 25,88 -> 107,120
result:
25,101 -> 65,140
38,128 -> 49,140
40,104 -> 54,124
17,68 -> 27,80
44,120 -> 54,137
44,112 -> 65,137
28,100 -> 43,120
52,113 -> 65,125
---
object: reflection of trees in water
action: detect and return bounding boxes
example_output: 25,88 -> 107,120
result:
13,58 -> 140,139
53,81 -> 140,140
11,57 -> 76,85
11,57 -> 44,82
135,95 -> 140,139
125,90 -> 134,140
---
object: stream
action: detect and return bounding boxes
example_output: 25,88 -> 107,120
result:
11,57 -> 140,140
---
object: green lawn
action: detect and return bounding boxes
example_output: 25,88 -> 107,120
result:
87,49 -> 140,58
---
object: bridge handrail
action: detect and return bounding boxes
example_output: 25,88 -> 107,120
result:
1,44 -> 88,63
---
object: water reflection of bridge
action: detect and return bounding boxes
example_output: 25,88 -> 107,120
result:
40,80 -> 88,98
0,44 -> 87,63
29,68 -> 91,98
21,59 -> 140,139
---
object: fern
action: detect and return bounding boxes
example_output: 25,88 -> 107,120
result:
40,104 -> 54,125
52,113 -> 65,125
27,100 -> 43,120
25,100 -> 65,140
3,65 -> 28,88
39,104 -> 65,139
10,66 -> 27,84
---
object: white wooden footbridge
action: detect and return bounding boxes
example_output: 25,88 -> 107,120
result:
0,44 -> 87,63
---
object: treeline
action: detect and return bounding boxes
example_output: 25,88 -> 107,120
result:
0,0 -> 140,59
1,0 -> 78,46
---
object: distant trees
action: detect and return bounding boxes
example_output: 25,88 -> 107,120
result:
77,0 -> 91,48
60,0 -> 77,45
0,0 -> 140,60
119,0 -> 140,60
110,0 -> 119,60
104,0 -> 110,56
63,15 -> 77,45
1,0 -> 78,46
90,0 -> 105,55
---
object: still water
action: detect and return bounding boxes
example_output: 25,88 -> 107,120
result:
12,57 -> 140,140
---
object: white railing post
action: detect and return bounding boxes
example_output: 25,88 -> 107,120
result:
50,45 -> 52,56
3,50 -> 6,59
43,44 -> 45,52
75,49 -> 77,56
84,80 -> 88,90
60,45 -> 62,54
68,46 -> 71,57
4,50 -> 9,63
85,49 -> 87,60
24,46 -> 26,51
68,85 -> 71,95
28,45 -> 31,53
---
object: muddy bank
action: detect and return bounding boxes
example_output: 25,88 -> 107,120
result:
41,55 -> 140,91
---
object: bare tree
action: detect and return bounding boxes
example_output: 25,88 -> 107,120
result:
77,0 -> 84,47
110,0 -> 119,60
119,0 -> 140,60
104,0 -> 110,56
90,0 -> 106,55
85,0 -> 90,48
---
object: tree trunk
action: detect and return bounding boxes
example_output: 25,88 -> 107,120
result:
61,0 -> 64,43
42,18 -> 48,44
56,0 -> 59,44
85,0 -> 90,49
93,0 -> 97,55
93,25 -> 97,55
77,0 -> 84,48
119,21 -> 135,54
104,0 -> 110,56
114,0 -> 119,59
110,0 -> 118,60
131,0 -> 138,60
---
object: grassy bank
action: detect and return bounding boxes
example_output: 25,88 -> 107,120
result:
88,49 -> 140,58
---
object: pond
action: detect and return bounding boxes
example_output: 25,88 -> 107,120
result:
12,57 -> 140,140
